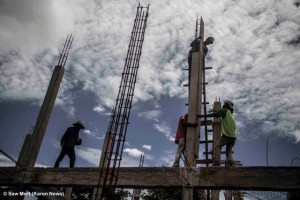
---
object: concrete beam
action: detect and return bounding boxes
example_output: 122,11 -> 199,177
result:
1,167 -> 300,191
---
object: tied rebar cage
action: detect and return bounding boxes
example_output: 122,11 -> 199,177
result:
94,4 -> 149,200
57,34 -> 74,67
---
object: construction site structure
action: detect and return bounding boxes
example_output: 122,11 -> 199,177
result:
1,9 -> 300,200
92,4 -> 149,200
17,35 -> 74,168
182,17 -> 245,200
181,16 -> 204,199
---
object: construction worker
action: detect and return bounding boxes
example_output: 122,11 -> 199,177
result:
54,121 -> 85,168
188,36 -> 214,83
172,114 -> 198,167
199,100 -> 237,166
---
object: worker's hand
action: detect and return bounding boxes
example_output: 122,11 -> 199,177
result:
76,138 -> 82,145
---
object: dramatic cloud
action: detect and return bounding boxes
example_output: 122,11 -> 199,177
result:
154,122 -> 175,142
76,146 -> 147,167
138,110 -> 161,120
76,146 -> 101,167
123,148 -> 143,158
0,154 -> 15,167
93,106 -> 105,114
160,149 -> 175,167
0,0 -> 300,145
83,129 -> 104,140
142,144 -> 152,151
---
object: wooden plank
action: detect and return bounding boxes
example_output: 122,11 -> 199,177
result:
186,51 -> 202,167
1,167 -> 300,191
212,101 -> 222,165
184,16 -> 205,200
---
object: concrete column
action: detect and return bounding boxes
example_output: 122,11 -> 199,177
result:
17,134 -> 32,167
25,65 -> 64,168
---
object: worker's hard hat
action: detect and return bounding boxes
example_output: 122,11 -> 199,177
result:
205,37 -> 214,44
73,121 -> 85,129
224,100 -> 234,109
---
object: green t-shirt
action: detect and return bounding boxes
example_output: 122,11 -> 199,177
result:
211,108 -> 237,138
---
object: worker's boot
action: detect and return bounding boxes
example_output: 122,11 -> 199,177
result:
211,155 -> 221,166
226,153 -> 235,167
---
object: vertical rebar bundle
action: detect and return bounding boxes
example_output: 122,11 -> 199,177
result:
58,34 -> 74,67
94,4 -> 149,200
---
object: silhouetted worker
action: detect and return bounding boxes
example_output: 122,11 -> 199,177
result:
199,100 -> 237,166
54,121 -> 85,168
172,114 -> 198,167
188,36 -> 214,83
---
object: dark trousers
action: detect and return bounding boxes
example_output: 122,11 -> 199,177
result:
213,135 -> 236,165
54,146 -> 76,168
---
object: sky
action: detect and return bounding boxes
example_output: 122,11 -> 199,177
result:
0,0 -> 300,198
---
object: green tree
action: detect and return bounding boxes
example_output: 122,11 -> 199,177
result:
70,187 -> 130,200
142,188 -> 182,200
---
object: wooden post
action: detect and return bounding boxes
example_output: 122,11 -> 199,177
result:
183,17 -> 205,200
211,101 -> 221,200
212,101 -> 222,164
64,187 -> 73,200
224,190 -> 232,200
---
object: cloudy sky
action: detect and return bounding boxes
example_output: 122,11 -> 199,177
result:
0,0 -> 300,184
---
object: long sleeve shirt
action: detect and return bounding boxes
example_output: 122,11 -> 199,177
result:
61,127 -> 82,148
210,108 -> 237,138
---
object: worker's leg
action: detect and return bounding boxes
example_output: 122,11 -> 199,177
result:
225,138 -> 236,166
212,136 -> 226,165
54,147 -> 68,167
67,148 -> 76,168
172,138 -> 185,167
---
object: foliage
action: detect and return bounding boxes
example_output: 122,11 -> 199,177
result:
71,187 -> 93,200
142,188 -> 182,200
70,187 -> 130,200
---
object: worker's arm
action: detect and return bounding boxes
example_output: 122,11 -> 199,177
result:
60,128 -> 71,146
198,108 -> 227,118
190,36 -> 201,47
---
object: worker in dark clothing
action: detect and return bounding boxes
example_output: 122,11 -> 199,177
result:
199,100 -> 237,166
54,121 -> 85,168
188,36 -> 214,84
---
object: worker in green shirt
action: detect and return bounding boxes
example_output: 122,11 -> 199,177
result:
200,100 -> 237,166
